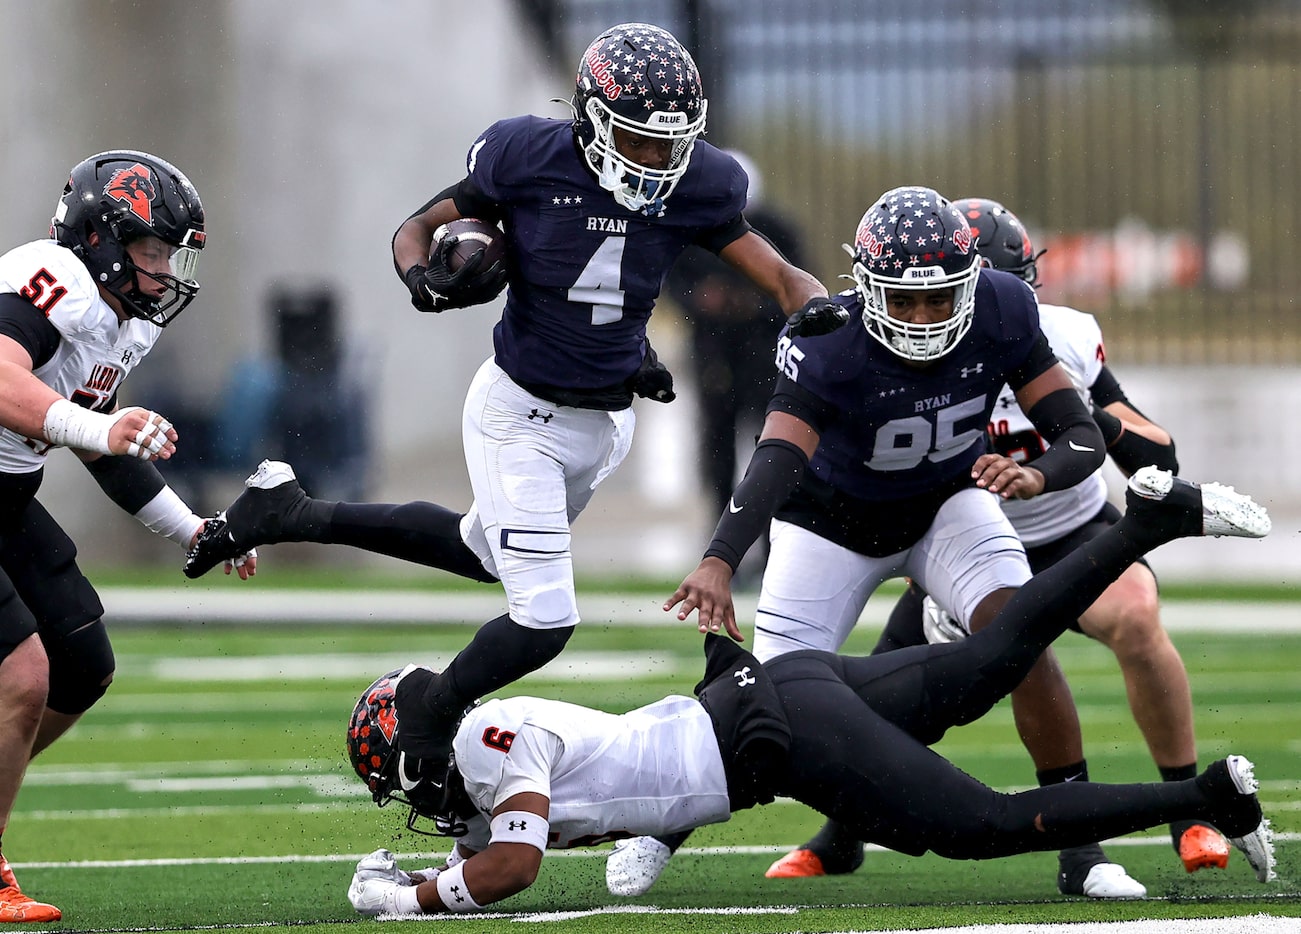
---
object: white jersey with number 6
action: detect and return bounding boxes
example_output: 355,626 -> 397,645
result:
452,694 -> 730,851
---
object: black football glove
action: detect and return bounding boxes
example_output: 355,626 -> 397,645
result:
629,341 -> 676,403
404,236 -> 508,313
786,296 -> 850,338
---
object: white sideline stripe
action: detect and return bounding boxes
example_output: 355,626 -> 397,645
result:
146,650 -> 683,682
14,833 -> 1301,866
98,589 -> 1301,632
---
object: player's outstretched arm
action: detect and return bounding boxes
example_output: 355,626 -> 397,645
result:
349,794 -> 547,915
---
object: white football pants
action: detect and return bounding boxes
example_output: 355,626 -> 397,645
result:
458,358 -> 633,630
752,487 -> 1032,662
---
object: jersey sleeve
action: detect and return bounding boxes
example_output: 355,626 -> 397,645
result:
0,292 -> 61,367
491,723 -> 564,808
463,117 -> 533,206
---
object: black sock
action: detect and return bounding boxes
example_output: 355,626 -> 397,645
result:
326,502 -> 497,581
1161,763 -> 1204,848
440,614 -> 574,707
655,829 -> 694,853
1039,761 -> 1089,787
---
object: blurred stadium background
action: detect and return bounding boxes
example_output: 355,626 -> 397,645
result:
1,0 -> 1297,585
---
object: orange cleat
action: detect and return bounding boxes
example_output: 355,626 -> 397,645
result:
0,889 -> 61,923
0,858 -> 17,893
765,848 -> 828,878
1179,823 -> 1231,872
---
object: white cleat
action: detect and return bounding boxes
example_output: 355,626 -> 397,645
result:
245,458 -> 297,490
1076,862 -> 1148,899
1224,756 -> 1278,883
606,836 -> 673,896
1128,466 -> 1271,539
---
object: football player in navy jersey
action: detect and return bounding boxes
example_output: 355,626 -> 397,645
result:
883,197 -> 1229,879
343,468 -> 1274,915
0,151 -> 255,922
612,185 -> 1146,897
182,23 -> 842,822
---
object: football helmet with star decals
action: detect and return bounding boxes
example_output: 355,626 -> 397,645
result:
347,668 -> 477,837
50,150 -> 205,327
849,185 -> 980,362
953,197 -> 1045,287
571,22 -> 708,215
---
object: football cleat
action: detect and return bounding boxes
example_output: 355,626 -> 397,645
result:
1199,755 -> 1277,883
0,857 -> 18,892
1125,466 -> 1271,540
1058,857 -> 1147,899
184,460 -> 307,578
0,889 -> 62,923
1178,823 -> 1230,872
606,837 -> 673,896
1058,843 -> 1146,899
765,847 -> 829,878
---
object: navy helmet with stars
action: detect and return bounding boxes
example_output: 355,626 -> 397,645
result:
572,22 -> 708,215
849,185 -> 981,362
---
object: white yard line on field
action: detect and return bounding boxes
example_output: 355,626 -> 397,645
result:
99,589 -> 1301,632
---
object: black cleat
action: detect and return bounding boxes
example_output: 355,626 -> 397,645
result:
392,664 -> 460,762
183,460 -> 308,578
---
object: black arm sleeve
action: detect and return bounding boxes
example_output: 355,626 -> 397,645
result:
83,454 -> 168,514
1088,365 -> 1130,408
1022,388 -> 1107,493
765,375 -> 839,434
703,438 -> 809,572
695,213 -> 752,255
0,293 -> 62,368
1092,404 -> 1179,475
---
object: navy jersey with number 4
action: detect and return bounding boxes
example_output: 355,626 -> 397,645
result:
772,269 -> 1051,502
466,116 -> 746,390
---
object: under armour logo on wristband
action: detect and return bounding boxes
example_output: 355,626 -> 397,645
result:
509,820 -> 528,831
734,666 -> 757,687
450,885 -> 466,903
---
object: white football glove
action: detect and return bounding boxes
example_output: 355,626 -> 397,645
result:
353,848 -> 411,886
348,876 -> 402,916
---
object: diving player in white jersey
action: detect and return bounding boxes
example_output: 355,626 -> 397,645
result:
0,151 -> 254,922
882,197 -> 1230,878
343,465 -> 1274,915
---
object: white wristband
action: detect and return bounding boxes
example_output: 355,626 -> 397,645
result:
134,486 -> 205,547
490,810 -> 549,855
435,861 -> 482,912
42,399 -> 115,455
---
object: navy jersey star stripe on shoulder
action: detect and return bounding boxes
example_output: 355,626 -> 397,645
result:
771,269 -> 1045,501
466,116 -> 745,389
